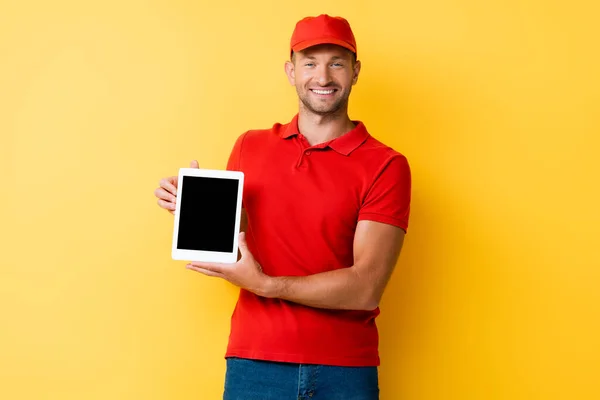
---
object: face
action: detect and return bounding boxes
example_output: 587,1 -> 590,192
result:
285,44 -> 361,116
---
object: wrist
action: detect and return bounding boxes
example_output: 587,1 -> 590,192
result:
258,275 -> 279,298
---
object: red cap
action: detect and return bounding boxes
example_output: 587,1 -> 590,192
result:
290,14 -> 357,57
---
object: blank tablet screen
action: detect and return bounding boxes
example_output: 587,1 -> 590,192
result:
177,176 -> 239,253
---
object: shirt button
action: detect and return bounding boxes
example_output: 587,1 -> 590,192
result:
305,151 -> 312,156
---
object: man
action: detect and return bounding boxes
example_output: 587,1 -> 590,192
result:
154,14 -> 411,400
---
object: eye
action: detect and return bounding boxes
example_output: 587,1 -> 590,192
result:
332,63 -> 344,67
304,63 -> 315,67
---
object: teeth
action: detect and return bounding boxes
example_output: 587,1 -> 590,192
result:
312,89 -> 334,95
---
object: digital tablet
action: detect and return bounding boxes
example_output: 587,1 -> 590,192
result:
171,168 -> 244,263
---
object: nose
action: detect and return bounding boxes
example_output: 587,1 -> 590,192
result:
315,65 -> 332,86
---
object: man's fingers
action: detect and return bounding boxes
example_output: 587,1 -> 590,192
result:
157,198 -> 176,211
154,187 -> 176,202
186,264 -> 224,277
190,160 -> 199,168
159,177 -> 178,195
188,262 -> 224,273
155,186 -> 176,211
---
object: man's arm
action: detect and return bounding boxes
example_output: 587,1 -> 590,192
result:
187,154 -> 410,309
262,220 -> 405,311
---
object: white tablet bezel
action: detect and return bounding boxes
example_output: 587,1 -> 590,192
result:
171,168 -> 244,263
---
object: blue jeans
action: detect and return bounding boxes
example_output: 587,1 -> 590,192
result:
223,357 -> 379,400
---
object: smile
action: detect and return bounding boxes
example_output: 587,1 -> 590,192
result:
311,89 -> 336,95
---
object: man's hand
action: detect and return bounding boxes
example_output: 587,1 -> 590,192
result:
154,160 -> 199,214
186,232 -> 269,296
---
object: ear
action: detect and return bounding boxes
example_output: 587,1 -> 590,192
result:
284,60 -> 296,86
352,59 -> 361,85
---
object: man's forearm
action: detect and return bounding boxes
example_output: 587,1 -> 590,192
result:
261,266 -> 377,311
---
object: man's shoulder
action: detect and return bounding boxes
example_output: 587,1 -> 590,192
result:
235,120 -> 290,143
243,117 -> 291,138
359,133 -> 408,163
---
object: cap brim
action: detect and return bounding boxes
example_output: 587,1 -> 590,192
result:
291,38 -> 356,55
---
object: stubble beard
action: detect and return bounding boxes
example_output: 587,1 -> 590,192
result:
297,86 -> 351,117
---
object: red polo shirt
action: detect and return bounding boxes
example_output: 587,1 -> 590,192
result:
224,114 -> 411,366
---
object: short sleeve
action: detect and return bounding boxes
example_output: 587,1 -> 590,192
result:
358,155 -> 412,232
226,132 -> 247,171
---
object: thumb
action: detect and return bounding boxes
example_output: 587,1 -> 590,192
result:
238,231 -> 249,257
190,160 -> 199,168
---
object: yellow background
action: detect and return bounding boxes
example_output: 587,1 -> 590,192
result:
1,0 -> 599,399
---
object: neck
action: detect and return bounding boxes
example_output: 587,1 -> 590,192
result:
297,105 -> 356,146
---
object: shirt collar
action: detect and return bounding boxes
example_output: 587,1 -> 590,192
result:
279,114 -> 370,156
